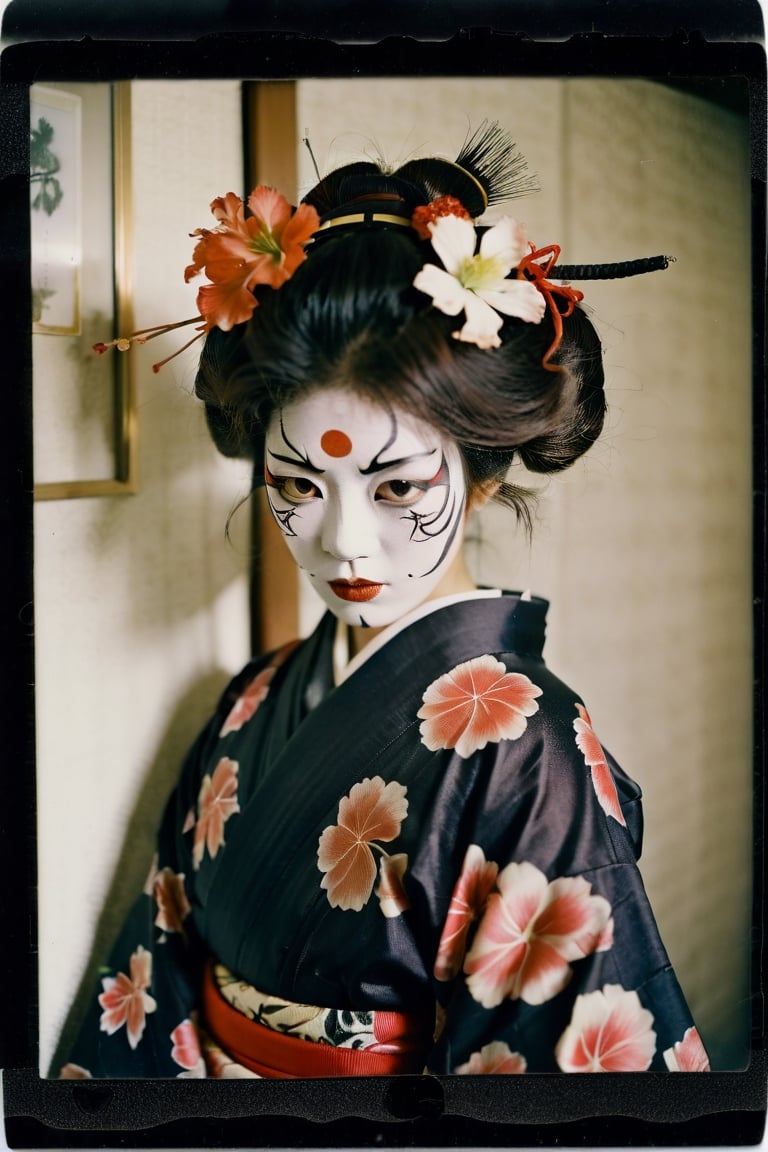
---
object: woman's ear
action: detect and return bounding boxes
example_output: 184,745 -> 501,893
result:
466,479 -> 501,513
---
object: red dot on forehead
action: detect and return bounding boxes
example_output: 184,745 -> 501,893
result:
320,429 -> 352,457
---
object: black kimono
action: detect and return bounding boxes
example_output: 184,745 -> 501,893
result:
59,592 -> 709,1078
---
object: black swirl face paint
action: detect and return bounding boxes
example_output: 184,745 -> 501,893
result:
264,389 -> 469,629
395,454 -> 466,578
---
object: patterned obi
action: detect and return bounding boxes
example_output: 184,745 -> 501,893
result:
201,961 -> 434,1078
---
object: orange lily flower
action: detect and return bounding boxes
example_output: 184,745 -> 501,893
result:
185,187 -> 320,331
93,186 -> 319,371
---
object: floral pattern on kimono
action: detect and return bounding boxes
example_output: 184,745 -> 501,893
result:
58,594 -> 707,1078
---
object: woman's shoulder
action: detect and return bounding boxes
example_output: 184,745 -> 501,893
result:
214,638 -> 304,724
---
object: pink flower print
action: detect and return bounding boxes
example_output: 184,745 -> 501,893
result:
376,852 -> 411,918
595,914 -> 614,953
98,945 -> 158,1050
192,757 -> 240,870
418,655 -> 542,758
59,1063 -> 92,1079
556,984 -> 657,1072
153,867 -> 191,934
219,667 -> 274,736
219,640 -> 300,736
573,703 -> 626,825
170,1019 -> 203,1070
317,777 -> 408,911
434,844 -> 499,981
455,1040 -> 527,1075
201,1033 -> 260,1078
464,861 -> 613,1008
663,1026 -> 711,1072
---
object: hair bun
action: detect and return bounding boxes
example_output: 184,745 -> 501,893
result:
302,121 -> 538,224
302,162 -> 414,217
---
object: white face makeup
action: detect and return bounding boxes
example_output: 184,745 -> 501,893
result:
264,388 -> 469,630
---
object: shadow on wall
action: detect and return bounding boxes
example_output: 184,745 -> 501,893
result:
89,378 -> 254,637
47,667 -> 233,1077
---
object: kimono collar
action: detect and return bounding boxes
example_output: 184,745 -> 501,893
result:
334,588 -> 506,686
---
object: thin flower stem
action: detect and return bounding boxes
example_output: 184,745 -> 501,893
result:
129,316 -> 204,339
151,331 -> 205,373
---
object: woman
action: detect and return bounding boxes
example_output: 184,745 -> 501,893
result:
61,124 -> 709,1078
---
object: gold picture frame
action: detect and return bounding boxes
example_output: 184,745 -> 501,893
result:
32,81 -> 137,500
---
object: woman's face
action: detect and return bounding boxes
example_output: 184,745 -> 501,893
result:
264,387 -> 469,629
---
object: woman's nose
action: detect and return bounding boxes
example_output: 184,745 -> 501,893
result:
321,495 -> 376,561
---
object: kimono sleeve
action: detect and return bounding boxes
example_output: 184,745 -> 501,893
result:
423,661 -> 709,1077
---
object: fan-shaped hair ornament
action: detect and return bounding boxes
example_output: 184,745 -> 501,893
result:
395,121 -> 538,218
454,120 -> 540,206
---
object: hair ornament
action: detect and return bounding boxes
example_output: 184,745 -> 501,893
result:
517,244 -> 585,370
548,254 -> 674,280
453,119 -> 540,207
92,123 -> 672,373
94,186 -> 319,372
411,195 -> 473,240
412,212 -> 546,350
315,192 -> 416,234
412,198 -> 673,361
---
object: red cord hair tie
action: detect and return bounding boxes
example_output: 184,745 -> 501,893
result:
518,244 -> 584,371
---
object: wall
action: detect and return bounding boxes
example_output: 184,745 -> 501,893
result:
295,77 -> 753,1069
36,80 -> 252,1074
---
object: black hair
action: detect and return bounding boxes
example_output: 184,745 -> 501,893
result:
194,128 -> 606,528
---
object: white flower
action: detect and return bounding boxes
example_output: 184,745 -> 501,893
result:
413,214 -> 546,349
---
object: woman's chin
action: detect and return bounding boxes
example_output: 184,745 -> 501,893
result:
325,600 -> 401,630
316,584 -> 413,631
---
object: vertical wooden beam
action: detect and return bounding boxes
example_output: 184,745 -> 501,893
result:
243,82 -> 300,653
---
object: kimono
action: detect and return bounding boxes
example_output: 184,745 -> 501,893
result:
59,591 -> 709,1079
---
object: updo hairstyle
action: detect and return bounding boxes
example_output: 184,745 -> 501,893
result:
194,129 -> 606,525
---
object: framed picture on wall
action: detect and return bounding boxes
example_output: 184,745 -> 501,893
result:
30,84 -> 81,335
31,81 -> 138,500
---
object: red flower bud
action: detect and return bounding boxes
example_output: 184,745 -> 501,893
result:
412,195 -> 472,240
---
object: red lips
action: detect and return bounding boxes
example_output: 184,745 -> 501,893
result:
328,579 -> 384,603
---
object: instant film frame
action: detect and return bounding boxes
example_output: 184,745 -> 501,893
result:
1,4 -> 765,1147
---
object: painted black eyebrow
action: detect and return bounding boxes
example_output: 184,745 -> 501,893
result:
359,410 -> 440,475
359,447 -> 440,476
267,415 -> 325,475
267,449 -> 325,475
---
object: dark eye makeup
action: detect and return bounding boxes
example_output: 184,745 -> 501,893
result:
274,476 -> 321,502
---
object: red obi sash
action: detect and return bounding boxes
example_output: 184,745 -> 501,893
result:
201,961 -> 432,1078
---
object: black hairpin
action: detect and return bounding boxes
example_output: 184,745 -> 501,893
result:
551,255 -> 674,280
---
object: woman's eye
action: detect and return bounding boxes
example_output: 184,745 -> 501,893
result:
375,479 -> 423,505
277,476 -> 321,502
